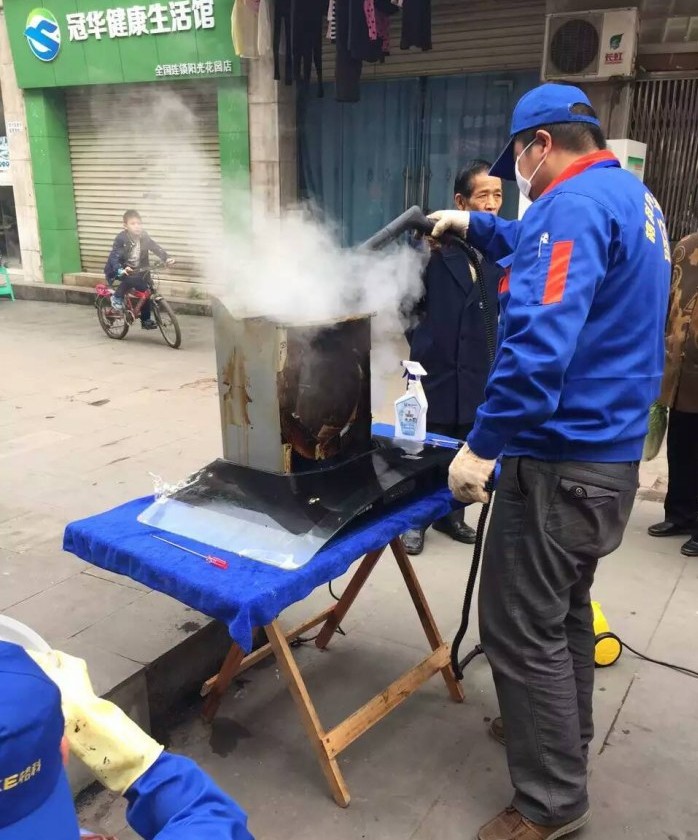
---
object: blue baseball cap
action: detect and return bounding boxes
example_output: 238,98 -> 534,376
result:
0,642 -> 80,840
490,83 -> 601,181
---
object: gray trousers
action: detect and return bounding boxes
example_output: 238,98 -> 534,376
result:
480,457 -> 638,825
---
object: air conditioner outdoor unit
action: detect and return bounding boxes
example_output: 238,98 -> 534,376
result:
542,8 -> 639,82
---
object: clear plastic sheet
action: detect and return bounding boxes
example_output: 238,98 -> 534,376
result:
138,435 -> 456,570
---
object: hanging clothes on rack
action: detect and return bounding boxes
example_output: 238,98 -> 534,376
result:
232,0 -> 258,58
231,0 -> 272,59
335,0 -> 363,102
231,0 -> 272,58
349,0 -> 383,64
293,0 -> 326,97
374,0 -> 398,55
258,0 -> 272,56
273,0 -> 293,84
401,0 -> 432,51
327,0 -> 337,41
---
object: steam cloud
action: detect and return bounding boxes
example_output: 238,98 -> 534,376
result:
87,89 -> 427,407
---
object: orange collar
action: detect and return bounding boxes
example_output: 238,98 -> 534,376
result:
541,150 -> 619,197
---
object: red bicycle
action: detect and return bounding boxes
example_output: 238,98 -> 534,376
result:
95,261 -> 182,349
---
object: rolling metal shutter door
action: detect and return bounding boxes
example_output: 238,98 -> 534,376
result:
66,82 -> 222,285
629,77 -> 698,243
324,0 -> 546,80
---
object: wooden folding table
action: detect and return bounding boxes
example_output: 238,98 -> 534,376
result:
201,536 -> 464,807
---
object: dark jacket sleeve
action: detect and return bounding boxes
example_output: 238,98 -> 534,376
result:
125,751 -> 254,840
144,233 -> 169,263
104,233 -> 125,281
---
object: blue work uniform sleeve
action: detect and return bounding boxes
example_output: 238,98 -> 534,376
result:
467,194 -> 613,460
467,212 -> 521,263
124,752 -> 254,840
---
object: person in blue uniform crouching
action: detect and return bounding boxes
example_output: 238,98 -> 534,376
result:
0,641 -> 254,840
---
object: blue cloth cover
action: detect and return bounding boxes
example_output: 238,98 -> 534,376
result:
64,425 -> 461,652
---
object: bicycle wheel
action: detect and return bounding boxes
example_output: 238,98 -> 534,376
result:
152,297 -> 182,349
97,296 -> 129,340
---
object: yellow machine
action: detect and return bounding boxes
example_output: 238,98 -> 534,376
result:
592,601 -> 622,667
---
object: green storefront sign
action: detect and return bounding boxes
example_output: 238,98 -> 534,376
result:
4,0 -> 248,284
5,0 -> 240,87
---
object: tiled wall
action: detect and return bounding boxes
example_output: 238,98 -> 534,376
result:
246,58 -> 298,235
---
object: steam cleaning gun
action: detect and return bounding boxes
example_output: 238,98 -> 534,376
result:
361,207 -> 499,681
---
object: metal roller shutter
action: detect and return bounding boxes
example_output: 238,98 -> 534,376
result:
66,82 -> 222,285
324,0 -> 545,80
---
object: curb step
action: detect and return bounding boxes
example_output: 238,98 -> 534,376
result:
11,280 -> 212,317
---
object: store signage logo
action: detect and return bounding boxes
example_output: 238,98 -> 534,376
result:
25,7 -> 61,61
156,59 -> 231,77
66,0 -> 215,42
605,33 -> 624,66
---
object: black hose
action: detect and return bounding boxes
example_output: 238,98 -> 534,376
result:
360,209 -> 499,682
444,234 -> 497,681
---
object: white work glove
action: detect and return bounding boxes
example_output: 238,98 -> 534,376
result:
28,649 -> 163,795
428,210 -> 471,239
448,444 -> 497,505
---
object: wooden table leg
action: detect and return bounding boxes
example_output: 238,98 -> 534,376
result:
390,537 -> 465,703
315,546 -> 386,650
201,643 -> 246,723
265,620 -> 351,807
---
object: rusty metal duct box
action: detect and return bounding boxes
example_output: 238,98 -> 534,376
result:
212,300 -> 373,474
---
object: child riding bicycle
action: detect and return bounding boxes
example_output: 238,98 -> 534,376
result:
104,210 -> 175,330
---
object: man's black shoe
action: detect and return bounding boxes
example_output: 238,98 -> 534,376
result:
433,519 -> 476,545
141,319 -> 158,330
648,520 -> 696,538
402,529 -> 425,556
681,537 -> 698,557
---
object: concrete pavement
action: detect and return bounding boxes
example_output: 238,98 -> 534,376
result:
0,300 -> 232,790
1,300 -> 694,840
78,497 -> 698,840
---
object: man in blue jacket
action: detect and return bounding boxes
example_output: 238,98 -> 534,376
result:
430,84 -> 671,840
0,641 -> 254,840
403,160 -> 502,555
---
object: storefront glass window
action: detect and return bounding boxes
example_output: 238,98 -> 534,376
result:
0,188 -> 21,268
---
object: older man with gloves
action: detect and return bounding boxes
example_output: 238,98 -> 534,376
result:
430,83 -> 671,840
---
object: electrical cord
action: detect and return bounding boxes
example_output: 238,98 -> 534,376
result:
293,581 -> 345,645
596,632 -> 698,679
457,631 -> 698,680
445,233 -> 498,681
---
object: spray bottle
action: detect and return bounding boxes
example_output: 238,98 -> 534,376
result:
394,360 -> 428,441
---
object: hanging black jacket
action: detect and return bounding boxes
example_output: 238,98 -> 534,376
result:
401,0 -> 431,51
273,0 -> 293,84
293,0 -> 326,96
335,0 -> 362,102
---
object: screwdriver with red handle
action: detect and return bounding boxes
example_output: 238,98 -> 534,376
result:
152,535 -> 229,569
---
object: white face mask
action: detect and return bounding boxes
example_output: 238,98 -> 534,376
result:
515,139 -> 547,200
